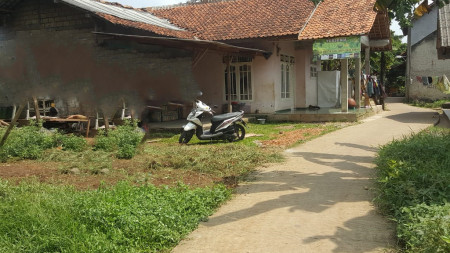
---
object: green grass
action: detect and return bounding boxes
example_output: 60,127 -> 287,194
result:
40,149 -> 114,174
156,122 -> 348,147
410,99 -> 450,109
141,143 -> 283,178
0,180 -> 231,253
374,128 -> 450,252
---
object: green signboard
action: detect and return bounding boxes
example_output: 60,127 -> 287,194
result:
313,36 -> 361,60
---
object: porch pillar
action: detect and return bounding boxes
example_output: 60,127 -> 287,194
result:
316,58 -> 321,106
364,47 -> 370,75
226,55 -> 232,113
340,59 -> 348,112
355,57 -> 361,108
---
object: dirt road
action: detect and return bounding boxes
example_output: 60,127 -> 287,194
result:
173,98 -> 438,253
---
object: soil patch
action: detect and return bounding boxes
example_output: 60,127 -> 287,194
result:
0,159 -> 222,190
262,128 -> 325,147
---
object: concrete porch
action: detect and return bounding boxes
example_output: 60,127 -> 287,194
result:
265,105 -> 384,122
147,104 -> 384,131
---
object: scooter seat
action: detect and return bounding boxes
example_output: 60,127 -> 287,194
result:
211,112 -> 242,123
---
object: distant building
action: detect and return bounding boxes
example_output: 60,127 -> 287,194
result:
407,2 -> 450,100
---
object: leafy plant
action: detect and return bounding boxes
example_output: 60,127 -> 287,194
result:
397,203 -> 450,253
95,120 -> 144,159
54,133 -> 87,152
0,121 -> 55,160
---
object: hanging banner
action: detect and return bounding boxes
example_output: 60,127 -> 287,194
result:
313,36 -> 361,60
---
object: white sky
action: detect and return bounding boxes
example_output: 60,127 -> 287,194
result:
112,0 -> 407,43
111,0 -> 187,7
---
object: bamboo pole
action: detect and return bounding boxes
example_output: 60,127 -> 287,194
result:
0,103 -> 25,147
103,113 -> 110,135
32,97 -> 40,121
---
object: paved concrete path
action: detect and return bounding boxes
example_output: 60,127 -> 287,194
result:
173,98 -> 438,253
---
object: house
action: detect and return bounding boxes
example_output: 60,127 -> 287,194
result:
150,0 -> 391,114
0,0 -> 391,124
406,1 -> 450,101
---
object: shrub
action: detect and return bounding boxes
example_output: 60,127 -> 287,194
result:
397,203 -> 450,253
55,133 -> 87,152
0,121 -> 55,160
95,120 -> 144,159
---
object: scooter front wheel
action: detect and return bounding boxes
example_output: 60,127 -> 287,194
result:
179,130 -> 194,144
234,124 -> 245,141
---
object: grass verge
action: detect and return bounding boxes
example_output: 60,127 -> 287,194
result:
374,127 -> 450,252
409,99 -> 450,109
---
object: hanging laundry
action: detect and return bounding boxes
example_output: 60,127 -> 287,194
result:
416,76 -> 423,83
443,75 -> 450,91
367,79 -> 374,97
436,77 -> 446,92
431,76 -> 439,87
422,76 -> 429,85
428,76 -> 433,84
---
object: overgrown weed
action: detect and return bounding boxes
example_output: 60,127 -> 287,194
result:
374,127 -> 450,252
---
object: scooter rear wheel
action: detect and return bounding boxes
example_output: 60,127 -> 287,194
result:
234,124 -> 245,141
179,130 -> 194,144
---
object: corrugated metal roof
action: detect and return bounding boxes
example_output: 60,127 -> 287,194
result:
439,4 -> 450,47
61,0 -> 185,31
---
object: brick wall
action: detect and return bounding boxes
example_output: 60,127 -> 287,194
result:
11,0 -> 92,31
0,0 -> 197,119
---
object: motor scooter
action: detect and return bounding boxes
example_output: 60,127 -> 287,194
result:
179,100 -> 246,144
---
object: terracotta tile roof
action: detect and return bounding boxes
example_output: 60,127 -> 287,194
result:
96,13 -> 195,39
149,0 -> 315,41
298,0 -> 378,40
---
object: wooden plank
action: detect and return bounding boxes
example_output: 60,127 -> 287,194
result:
44,118 -> 88,122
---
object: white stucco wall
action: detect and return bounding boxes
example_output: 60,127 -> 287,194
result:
409,34 -> 450,100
